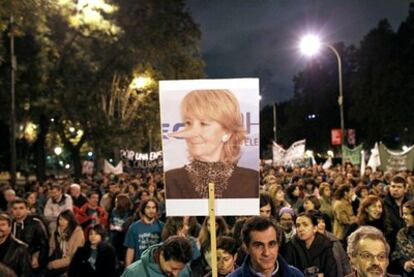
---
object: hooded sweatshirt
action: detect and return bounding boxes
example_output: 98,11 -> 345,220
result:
122,243 -> 191,277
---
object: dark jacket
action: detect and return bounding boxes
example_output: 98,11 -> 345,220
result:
227,255 -> 304,277
165,166 -> 259,199
11,214 -> 49,269
384,194 -> 409,250
68,241 -> 117,277
283,233 -> 337,277
0,235 -> 32,277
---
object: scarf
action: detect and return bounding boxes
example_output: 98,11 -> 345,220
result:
185,160 -> 235,198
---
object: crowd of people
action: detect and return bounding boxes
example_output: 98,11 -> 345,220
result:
0,161 -> 413,277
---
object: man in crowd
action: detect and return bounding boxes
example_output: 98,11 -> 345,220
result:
346,226 -> 399,277
4,188 -> 16,211
69,183 -> 87,211
0,213 -> 32,277
100,181 -> 121,212
76,190 -> 108,238
228,216 -> 303,277
124,199 -> 164,266
384,175 -> 409,248
122,235 -> 192,277
10,198 -> 49,276
43,183 -> 73,233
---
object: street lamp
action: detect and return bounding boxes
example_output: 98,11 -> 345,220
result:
299,34 -> 345,166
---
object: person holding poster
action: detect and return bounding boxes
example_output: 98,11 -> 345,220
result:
165,89 -> 258,199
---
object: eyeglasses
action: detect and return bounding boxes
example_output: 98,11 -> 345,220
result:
357,252 -> 388,262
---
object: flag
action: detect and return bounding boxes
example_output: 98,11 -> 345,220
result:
367,143 -> 381,171
82,161 -> 94,175
104,160 -> 123,175
322,157 -> 332,170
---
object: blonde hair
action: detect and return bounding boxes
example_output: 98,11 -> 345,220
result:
181,89 -> 246,163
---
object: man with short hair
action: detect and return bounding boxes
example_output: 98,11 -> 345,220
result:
205,236 -> 239,277
346,226 -> 399,277
122,235 -> 192,277
76,190 -> 108,238
100,182 -> 120,212
43,183 -> 73,233
228,216 -> 303,277
11,198 -> 49,276
0,213 -> 32,277
124,199 -> 164,266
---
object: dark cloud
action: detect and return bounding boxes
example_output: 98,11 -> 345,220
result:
187,0 -> 409,105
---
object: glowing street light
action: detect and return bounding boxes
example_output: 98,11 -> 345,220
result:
299,34 -> 321,56
300,34 -> 345,166
129,76 -> 153,90
54,147 -> 63,156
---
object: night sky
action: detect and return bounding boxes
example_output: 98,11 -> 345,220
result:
186,0 -> 409,106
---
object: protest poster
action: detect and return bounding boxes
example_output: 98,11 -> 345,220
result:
379,143 -> 414,171
159,78 -> 260,216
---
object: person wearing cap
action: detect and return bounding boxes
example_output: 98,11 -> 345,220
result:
279,207 -> 296,243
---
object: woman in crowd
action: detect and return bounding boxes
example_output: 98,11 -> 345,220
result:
109,193 -> 133,267
332,184 -> 356,240
303,178 -> 319,197
392,200 -> 414,276
313,211 -> 352,277
269,184 -> 290,216
283,211 -> 337,277
165,89 -> 259,199
68,225 -> 116,277
192,216 -> 229,276
302,195 -> 321,213
204,236 -> 239,277
46,210 -> 85,277
286,184 -> 304,213
318,182 -> 334,221
25,190 -> 42,215
344,195 -> 392,245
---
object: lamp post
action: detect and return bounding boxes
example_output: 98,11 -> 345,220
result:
9,15 -> 17,187
299,34 -> 345,166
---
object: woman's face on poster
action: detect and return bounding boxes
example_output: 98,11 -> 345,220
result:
172,113 -> 228,162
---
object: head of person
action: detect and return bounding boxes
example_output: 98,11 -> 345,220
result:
357,195 -> 384,224
108,182 -> 120,194
50,183 -> 63,201
115,193 -> 132,212
137,188 -> 150,202
89,224 -> 107,248
347,226 -> 390,277
4,189 -> 16,203
69,183 -> 81,197
242,216 -> 280,274
370,179 -> 384,194
0,213 -> 12,242
334,184 -> 354,201
319,182 -> 332,198
216,236 -> 238,275
303,195 -> 321,212
304,178 -> 316,192
312,210 -> 332,234
159,236 -> 192,277
198,216 -> 229,250
162,217 -> 189,241
402,199 -> 414,228
11,198 -> 29,221
57,209 -> 78,236
268,185 -> 285,205
278,207 -> 296,233
87,190 -> 101,208
25,191 -> 37,206
139,198 -> 158,221
259,193 -> 275,218
295,211 -> 318,246
389,175 -> 406,201
287,184 -> 302,199
169,89 -> 246,164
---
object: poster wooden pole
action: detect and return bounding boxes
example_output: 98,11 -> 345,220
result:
208,182 -> 218,277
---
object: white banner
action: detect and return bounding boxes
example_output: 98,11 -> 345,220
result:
120,150 -> 162,161
103,160 -> 123,175
273,139 -> 306,166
